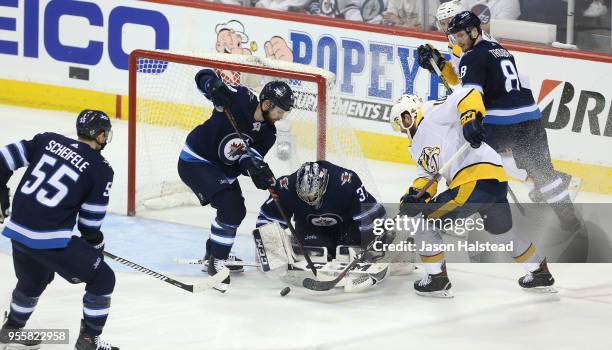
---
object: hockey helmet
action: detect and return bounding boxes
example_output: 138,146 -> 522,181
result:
76,110 -> 113,149
436,0 -> 466,21
390,95 -> 423,136
259,81 -> 295,112
448,11 -> 482,35
296,162 -> 329,209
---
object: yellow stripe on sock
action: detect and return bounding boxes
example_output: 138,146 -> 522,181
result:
514,243 -> 536,263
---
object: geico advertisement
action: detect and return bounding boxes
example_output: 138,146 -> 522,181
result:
0,0 -> 611,162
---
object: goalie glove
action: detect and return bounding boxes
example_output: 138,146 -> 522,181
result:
460,109 -> 486,148
417,44 -> 446,74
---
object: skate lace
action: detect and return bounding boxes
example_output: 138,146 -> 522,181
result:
94,336 -> 113,350
418,275 -> 432,287
522,272 -> 534,283
214,258 -> 228,271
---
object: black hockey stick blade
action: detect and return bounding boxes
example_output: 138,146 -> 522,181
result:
302,257 -> 360,291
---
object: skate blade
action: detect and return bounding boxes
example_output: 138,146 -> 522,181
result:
522,286 -> 558,294
415,289 -> 454,298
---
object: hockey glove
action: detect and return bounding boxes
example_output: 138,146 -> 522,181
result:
0,186 -> 9,224
399,187 -> 430,217
195,70 -> 233,109
82,230 -> 105,253
246,158 -> 276,190
417,44 -> 446,74
461,109 -> 486,148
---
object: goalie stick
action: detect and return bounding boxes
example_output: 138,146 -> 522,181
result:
222,107 -> 318,277
104,251 -> 229,293
302,142 -> 470,291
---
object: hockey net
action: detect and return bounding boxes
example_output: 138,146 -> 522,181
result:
128,50 -> 378,215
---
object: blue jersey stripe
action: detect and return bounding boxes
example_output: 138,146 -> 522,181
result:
484,108 -> 541,125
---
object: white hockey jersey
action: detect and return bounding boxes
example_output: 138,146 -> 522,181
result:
409,87 -> 507,197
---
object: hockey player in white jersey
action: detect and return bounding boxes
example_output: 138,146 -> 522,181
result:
390,88 -> 556,297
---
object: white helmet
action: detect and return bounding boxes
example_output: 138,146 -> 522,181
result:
436,0 -> 466,21
390,94 -> 423,136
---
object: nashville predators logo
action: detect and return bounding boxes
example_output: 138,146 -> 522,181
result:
418,147 -> 441,174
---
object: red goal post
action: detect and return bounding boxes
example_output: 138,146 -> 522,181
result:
127,49 -> 331,216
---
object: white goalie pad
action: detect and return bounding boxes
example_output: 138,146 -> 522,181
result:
253,222 -> 296,277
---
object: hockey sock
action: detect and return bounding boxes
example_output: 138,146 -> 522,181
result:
416,228 -> 444,274
537,177 -> 581,231
494,230 -> 543,272
210,217 -> 238,259
8,289 -> 38,328
82,292 -> 111,336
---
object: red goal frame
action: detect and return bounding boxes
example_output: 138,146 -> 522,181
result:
127,49 -> 328,216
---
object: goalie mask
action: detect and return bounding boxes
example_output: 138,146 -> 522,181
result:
390,95 -> 423,138
296,162 -> 329,209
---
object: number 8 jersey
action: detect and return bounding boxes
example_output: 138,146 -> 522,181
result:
458,40 -> 540,125
1,132 -> 114,249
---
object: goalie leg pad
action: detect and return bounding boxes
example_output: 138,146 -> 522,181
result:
253,222 -> 296,277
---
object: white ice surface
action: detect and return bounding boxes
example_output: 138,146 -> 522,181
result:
1,105 -> 611,350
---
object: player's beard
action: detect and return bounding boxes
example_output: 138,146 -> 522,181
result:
262,109 -> 274,124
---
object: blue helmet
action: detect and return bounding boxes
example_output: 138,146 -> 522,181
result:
76,110 -> 112,148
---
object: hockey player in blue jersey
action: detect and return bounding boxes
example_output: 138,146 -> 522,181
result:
443,11 -> 585,246
255,161 -> 401,292
178,69 -> 294,292
256,161 -> 385,259
0,110 -> 117,350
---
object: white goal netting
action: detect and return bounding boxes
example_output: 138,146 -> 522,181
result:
130,50 -> 378,213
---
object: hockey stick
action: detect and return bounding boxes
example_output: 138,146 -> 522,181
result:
301,233 -> 391,291
302,143 -> 470,291
222,107 -> 318,277
103,251 -> 229,293
174,257 -> 260,267
429,57 -> 454,94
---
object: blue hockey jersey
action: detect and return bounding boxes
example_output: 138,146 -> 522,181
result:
459,40 -> 541,125
180,70 -> 277,179
256,161 -> 385,237
0,133 -> 113,249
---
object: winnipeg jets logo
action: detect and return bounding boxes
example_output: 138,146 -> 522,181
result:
218,133 -> 253,165
71,143 -> 79,148
252,122 -> 262,132
340,172 -> 352,186
274,86 -> 286,97
279,177 -> 289,190
418,146 -> 441,174
307,213 -> 343,227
